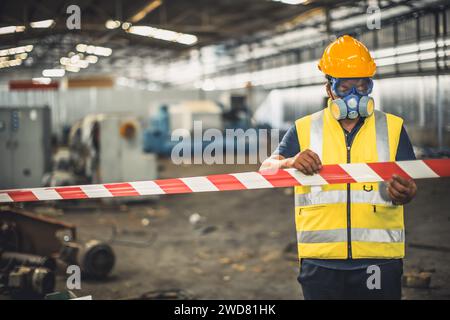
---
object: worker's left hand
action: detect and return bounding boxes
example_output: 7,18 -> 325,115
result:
386,174 -> 417,205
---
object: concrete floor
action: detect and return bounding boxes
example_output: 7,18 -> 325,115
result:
43,159 -> 450,299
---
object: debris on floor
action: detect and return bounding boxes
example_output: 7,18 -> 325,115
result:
409,243 -> 450,253
402,271 -> 433,289
189,212 -> 205,227
126,289 -> 195,300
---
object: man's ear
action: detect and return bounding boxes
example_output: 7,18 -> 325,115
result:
325,82 -> 335,100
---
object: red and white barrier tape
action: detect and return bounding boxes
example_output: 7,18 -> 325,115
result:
0,159 -> 449,203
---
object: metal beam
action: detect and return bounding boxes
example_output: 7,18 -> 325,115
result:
128,0 -> 162,23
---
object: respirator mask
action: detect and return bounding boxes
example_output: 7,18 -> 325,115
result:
329,77 -> 374,120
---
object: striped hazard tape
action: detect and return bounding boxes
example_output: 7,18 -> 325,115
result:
0,159 -> 449,203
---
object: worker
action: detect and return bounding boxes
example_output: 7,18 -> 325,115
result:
261,35 -> 417,300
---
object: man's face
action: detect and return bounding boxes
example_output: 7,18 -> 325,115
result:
330,78 -> 373,99
336,78 -> 372,97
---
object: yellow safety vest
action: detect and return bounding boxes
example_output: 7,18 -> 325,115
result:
294,103 -> 405,259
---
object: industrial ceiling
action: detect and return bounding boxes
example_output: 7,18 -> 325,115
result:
0,0 -> 447,88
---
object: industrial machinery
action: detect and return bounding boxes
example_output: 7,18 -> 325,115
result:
97,114 -> 157,184
0,265 -> 55,297
222,95 -> 253,130
143,99 -> 272,157
59,239 -> 115,279
143,105 -> 174,155
0,106 -> 51,189
40,112 -> 158,201
144,101 -> 223,155
0,208 -> 115,298
67,113 -> 157,185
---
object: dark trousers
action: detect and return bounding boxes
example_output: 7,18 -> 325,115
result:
298,260 -> 403,300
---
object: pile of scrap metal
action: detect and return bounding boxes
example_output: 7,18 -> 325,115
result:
0,207 -> 115,299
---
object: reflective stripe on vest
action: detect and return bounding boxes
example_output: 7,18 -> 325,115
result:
375,110 -> 390,162
309,110 -> 324,160
295,189 -> 392,206
297,228 -> 404,244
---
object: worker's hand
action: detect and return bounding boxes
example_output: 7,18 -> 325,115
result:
386,174 -> 417,205
285,149 -> 322,175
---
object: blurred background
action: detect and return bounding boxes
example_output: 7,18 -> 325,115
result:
0,0 -> 449,300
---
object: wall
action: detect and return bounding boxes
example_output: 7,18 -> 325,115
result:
0,88 -> 219,135
0,86 -> 270,136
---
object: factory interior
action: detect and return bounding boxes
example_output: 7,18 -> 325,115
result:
0,0 -> 449,302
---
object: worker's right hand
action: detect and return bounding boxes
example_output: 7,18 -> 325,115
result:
285,149 -> 322,175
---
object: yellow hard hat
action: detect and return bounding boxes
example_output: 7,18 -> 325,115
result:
318,35 -> 376,78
